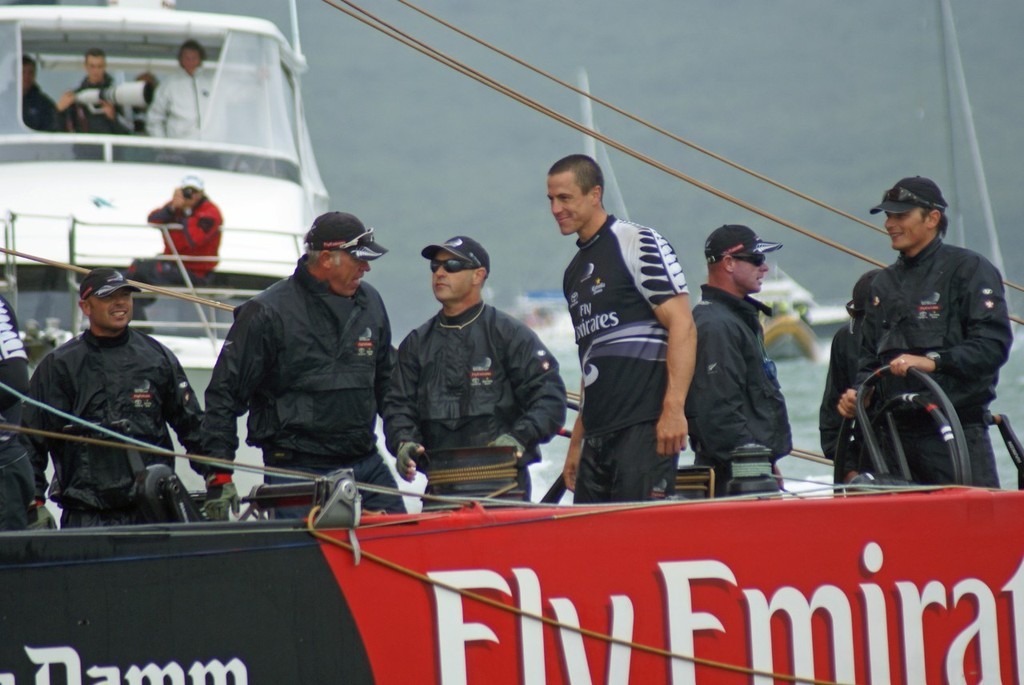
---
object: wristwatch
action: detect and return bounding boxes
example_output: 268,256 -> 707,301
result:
925,351 -> 941,369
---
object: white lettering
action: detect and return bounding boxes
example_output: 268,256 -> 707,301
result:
574,312 -> 620,340
896,580 -> 947,683
1004,557 -> 1024,684
860,542 -> 892,684
512,568 -> 546,685
548,599 -> 590,685
946,579 -> 1001,684
20,646 -> 247,685
187,658 -> 247,685
659,560 -> 734,685
606,596 -> 634,685
743,585 -> 854,685
548,596 -> 634,685
26,645 -> 82,685
430,569 -> 511,685
124,662 -> 185,685
86,665 -> 120,685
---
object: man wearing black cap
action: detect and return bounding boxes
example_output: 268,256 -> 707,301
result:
23,268 -> 204,527
383,236 -> 567,500
202,211 -> 404,516
685,225 -> 792,496
548,154 -> 696,503
818,269 -> 880,477
838,177 -> 1011,487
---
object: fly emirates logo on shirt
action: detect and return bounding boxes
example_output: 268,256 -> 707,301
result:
571,300 -> 619,341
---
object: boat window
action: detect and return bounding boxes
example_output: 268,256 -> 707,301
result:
0,23 -> 21,134
202,31 -> 298,160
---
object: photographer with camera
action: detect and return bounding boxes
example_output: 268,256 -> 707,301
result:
128,175 -> 223,290
55,47 -> 130,135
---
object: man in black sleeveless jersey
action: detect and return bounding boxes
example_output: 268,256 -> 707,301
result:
547,154 -> 696,503
686,225 -> 792,496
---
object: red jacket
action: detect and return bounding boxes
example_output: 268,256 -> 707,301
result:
147,197 -> 223,278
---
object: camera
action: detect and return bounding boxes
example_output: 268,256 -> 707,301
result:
182,187 -> 195,200
74,81 -> 154,111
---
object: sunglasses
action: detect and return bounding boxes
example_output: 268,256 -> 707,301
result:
882,186 -> 944,211
430,258 -> 478,273
307,227 -> 376,252
730,253 -> 766,267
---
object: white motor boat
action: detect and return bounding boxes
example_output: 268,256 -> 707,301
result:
0,1 -> 328,371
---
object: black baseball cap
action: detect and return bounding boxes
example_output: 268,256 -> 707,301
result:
421,236 -> 490,274
704,225 -> 782,264
79,268 -> 141,300
870,177 -> 948,215
848,268 -> 881,315
304,212 -> 387,261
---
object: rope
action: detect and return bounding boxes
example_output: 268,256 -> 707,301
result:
426,464 -> 518,486
317,0 -> 1024,305
304,505 -> 852,685
0,245 -> 234,312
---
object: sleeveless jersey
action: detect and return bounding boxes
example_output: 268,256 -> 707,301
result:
563,216 -> 688,435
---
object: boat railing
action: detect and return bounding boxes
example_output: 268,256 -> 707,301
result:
0,133 -> 304,186
2,211 -> 305,344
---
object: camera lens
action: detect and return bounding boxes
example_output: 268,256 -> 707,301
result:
182,188 -> 194,199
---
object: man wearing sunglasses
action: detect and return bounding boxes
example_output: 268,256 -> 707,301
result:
384,236 -> 567,500
837,177 -> 1011,487
548,154 -> 697,503
685,224 -> 792,496
201,211 -> 404,517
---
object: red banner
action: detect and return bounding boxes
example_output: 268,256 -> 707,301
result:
320,489 -> 1024,685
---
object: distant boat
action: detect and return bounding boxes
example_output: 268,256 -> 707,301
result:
758,266 -> 847,361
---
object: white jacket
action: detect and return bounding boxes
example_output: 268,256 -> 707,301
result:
146,67 -> 213,139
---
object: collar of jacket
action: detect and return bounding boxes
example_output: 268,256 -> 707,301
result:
438,301 -> 485,329
700,284 -> 772,320
83,328 -> 131,349
897,236 -> 943,269
292,254 -> 366,305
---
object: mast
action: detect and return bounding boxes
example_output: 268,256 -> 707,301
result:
577,68 -> 629,221
937,0 -> 1007,288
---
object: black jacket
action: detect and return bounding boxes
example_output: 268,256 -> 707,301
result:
686,285 -> 792,462
61,74 -> 130,134
202,257 -> 394,465
857,238 -> 1012,414
383,303 -> 566,464
819,316 -> 863,461
22,84 -> 57,132
24,328 -> 203,510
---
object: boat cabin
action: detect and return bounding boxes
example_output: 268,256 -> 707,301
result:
0,5 -> 328,362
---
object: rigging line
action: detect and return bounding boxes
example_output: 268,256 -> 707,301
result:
2,422 -> 312,482
0,382 -> 316,482
393,0 -> 888,237
323,0 -> 1024,303
0,245 -> 235,312
319,1 -> 883,266
305,510 -> 851,685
